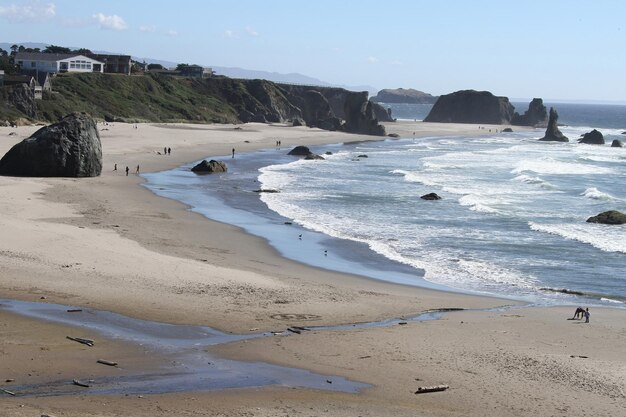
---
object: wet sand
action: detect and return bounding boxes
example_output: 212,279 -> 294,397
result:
1,120 -> 624,416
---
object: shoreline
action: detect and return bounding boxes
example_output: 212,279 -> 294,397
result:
1,120 -> 624,416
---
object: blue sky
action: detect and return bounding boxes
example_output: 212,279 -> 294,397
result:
1,0 -> 625,102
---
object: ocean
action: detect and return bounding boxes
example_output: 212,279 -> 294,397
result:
144,102 -> 626,307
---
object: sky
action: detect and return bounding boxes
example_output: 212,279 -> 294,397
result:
1,0 -> 625,102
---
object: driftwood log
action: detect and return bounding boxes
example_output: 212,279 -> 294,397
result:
66,336 -> 94,346
97,359 -> 118,366
414,384 -> 449,394
0,387 -> 16,396
73,379 -> 90,388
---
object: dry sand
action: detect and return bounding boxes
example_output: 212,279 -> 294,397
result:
0,120 -> 624,417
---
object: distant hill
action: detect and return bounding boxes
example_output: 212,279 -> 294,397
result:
371,88 -> 438,104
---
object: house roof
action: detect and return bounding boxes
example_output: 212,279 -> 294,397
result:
15,52 -> 79,62
3,74 -> 35,86
15,52 -> 105,64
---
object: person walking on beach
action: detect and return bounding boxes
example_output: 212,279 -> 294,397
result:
572,306 -> 585,319
167,147 -> 171,155
125,166 -> 129,176
164,147 -> 167,155
136,165 -> 140,174
584,308 -> 590,323
114,163 -> 117,171
232,148 -> 235,158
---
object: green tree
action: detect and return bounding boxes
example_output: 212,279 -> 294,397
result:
147,63 -> 164,70
43,45 -> 71,54
73,48 -> 93,54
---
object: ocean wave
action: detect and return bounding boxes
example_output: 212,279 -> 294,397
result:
458,194 -> 500,214
390,169 -> 440,187
512,158 -> 614,175
581,187 -> 616,201
528,222 -> 626,253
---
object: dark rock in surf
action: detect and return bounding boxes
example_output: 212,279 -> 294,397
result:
539,108 -> 569,142
0,112 -> 102,177
421,192 -> 442,200
611,139 -> 623,147
578,129 -> 604,145
586,210 -> 626,225
191,159 -> 227,173
288,145 -> 312,156
502,128 -> 513,132
357,154 -> 368,158
304,153 -> 325,160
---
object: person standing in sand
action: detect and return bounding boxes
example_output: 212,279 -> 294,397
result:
584,308 -> 590,323
232,148 -> 235,158
136,165 -> 140,174
125,166 -> 129,176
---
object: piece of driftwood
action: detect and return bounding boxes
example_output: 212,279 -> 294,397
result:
97,359 -> 118,366
291,326 -> 310,331
287,328 -> 301,334
398,321 -> 408,325
73,379 -> 90,388
415,384 -> 449,394
0,387 -> 16,396
66,309 -> 82,313
66,336 -> 94,346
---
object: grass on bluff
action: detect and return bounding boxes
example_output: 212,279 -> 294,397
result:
36,73 -> 240,123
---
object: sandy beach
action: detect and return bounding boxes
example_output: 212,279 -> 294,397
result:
1,120 -> 624,417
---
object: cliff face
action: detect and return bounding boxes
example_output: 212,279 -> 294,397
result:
371,88 -> 437,104
1,73 -> 387,135
424,90 -> 515,124
1,83 -> 37,120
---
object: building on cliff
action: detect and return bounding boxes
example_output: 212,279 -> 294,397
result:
15,52 -> 105,74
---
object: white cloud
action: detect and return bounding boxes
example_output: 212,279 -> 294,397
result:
139,25 -> 156,33
0,0 -> 55,22
92,12 -> 127,31
165,29 -> 178,36
367,56 -> 379,63
245,26 -> 258,37
224,29 -> 235,38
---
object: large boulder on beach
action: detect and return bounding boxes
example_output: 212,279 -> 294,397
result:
611,139 -> 623,147
424,90 -> 515,124
0,112 -> 102,177
578,129 -> 604,145
191,159 -> 227,173
511,98 -> 548,127
539,108 -> 569,142
586,210 -> 626,225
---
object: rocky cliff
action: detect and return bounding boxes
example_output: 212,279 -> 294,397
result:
424,90 -> 515,124
371,88 -> 438,104
1,83 -> 37,120
512,98 -> 548,127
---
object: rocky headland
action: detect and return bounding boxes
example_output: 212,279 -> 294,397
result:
424,90 -> 516,124
370,88 -> 438,104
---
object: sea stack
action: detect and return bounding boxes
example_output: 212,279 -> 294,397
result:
578,129 -> 605,145
424,90 -> 515,124
539,107 -> 569,142
0,112 -> 102,177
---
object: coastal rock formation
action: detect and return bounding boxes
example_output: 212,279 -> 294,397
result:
300,90 -> 341,130
342,91 -> 386,136
511,98 -> 548,127
539,108 -> 569,142
421,192 -> 442,200
0,112 -> 101,177
424,90 -> 515,124
304,153 -> 325,160
502,128 -> 513,132
611,139 -> 623,147
372,102 -> 395,122
191,159 -> 227,173
586,210 -> 626,225
578,129 -> 605,145
371,88 -> 438,104
288,145 -> 313,156
2,83 -> 37,119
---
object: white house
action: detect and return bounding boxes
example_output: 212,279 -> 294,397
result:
15,52 -> 105,74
